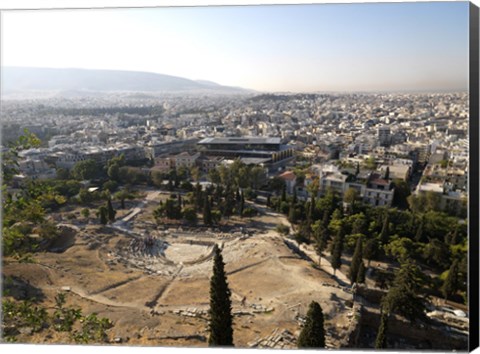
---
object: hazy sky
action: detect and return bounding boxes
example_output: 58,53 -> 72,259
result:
1,2 -> 470,92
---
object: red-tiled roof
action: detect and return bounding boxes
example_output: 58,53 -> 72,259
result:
370,178 -> 390,186
278,171 -> 296,181
369,173 -> 390,185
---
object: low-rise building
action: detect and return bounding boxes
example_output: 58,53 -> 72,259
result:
153,155 -> 175,172
278,170 -> 296,194
197,136 -> 294,173
18,159 -> 57,180
311,164 -> 395,207
364,173 -> 395,207
196,155 -> 224,173
378,164 -> 411,181
175,152 -> 200,169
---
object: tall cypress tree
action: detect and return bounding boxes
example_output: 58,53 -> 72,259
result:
177,194 -> 183,218
281,184 -> 287,203
167,175 -> 174,191
314,225 -> 328,265
208,246 -> 233,347
322,209 -> 330,229
297,301 -> 325,348
98,206 -> 108,225
363,238 -> 377,267
210,193 -> 215,209
307,196 -> 316,224
224,191 -> 234,218
239,194 -> 245,217
288,202 -> 297,224
375,312 -> 389,349
380,214 -> 390,244
357,261 -> 366,284
415,215 -> 426,243
451,226 -> 461,245
214,184 -> 223,203
349,237 -> 364,284
204,196 -> 213,226
195,183 -> 203,211
331,224 -> 345,276
107,198 -> 116,222
442,260 -> 459,300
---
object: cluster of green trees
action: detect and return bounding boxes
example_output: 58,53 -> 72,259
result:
2,132 -> 142,256
1,133 -> 132,343
2,291 -> 112,343
97,198 -> 117,225
269,187 -> 467,303
408,191 -> 467,218
2,131 -> 63,256
151,158 -> 271,226
265,180 -> 467,348
374,259 -> 429,348
56,154 -> 143,224
70,156 -> 150,186
207,160 -> 267,191
151,167 -> 193,190
153,181 -> 258,227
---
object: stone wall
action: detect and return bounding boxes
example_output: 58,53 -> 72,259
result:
360,308 -> 468,350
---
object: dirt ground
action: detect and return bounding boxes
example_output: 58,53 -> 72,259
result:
2,190 -> 356,348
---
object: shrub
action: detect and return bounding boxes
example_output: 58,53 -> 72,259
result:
276,224 -> 290,235
242,207 -> 257,218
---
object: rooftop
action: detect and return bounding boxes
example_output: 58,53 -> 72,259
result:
240,157 -> 271,165
278,170 -> 296,181
198,137 -> 282,145
369,173 -> 391,186
418,182 -> 444,193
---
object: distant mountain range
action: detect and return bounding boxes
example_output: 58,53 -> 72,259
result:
2,67 -> 254,95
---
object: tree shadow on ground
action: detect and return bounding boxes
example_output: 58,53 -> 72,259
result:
330,273 -> 350,287
2,275 -> 45,302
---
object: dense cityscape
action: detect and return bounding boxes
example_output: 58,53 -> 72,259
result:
1,0 -> 475,350
2,91 -> 469,214
1,89 -> 470,349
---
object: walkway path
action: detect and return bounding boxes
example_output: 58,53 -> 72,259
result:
299,244 -> 350,285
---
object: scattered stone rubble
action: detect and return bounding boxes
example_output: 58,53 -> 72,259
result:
320,281 -> 352,293
171,308 -> 208,320
250,303 -> 274,314
248,328 -> 296,349
294,314 -> 306,326
170,304 -> 274,321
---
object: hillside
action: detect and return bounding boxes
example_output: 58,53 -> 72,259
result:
2,67 -> 252,95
